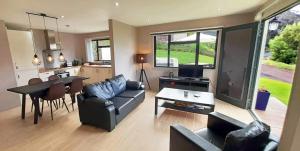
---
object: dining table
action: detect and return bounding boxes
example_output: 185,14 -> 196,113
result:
7,76 -> 89,124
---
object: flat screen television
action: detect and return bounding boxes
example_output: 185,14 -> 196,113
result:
178,65 -> 203,78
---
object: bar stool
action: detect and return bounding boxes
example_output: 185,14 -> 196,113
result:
66,78 -> 83,111
42,82 -> 69,120
28,78 -> 43,112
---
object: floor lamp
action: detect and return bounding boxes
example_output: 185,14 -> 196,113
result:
136,54 -> 151,89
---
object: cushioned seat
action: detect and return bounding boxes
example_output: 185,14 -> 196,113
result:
116,90 -> 144,98
195,128 -> 226,149
109,97 -> 134,115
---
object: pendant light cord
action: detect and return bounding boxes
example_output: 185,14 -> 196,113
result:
27,13 -> 37,54
56,18 -> 63,50
42,16 -> 47,30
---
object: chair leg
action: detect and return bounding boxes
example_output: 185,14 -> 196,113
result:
71,94 -> 75,111
41,100 -> 44,115
53,100 -> 58,110
50,101 -> 53,120
62,98 -> 69,113
58,98 -> 61,108
31,103 -> 34,112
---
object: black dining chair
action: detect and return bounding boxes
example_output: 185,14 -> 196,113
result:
66,78 -> 83,111
42,82 -> 69,120
28,78 -> 43,112
48,75 -> 61,108
48,75 -> 60,81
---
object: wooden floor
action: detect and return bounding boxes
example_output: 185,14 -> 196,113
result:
0,91 -> 255,151
255,96 -> 287,136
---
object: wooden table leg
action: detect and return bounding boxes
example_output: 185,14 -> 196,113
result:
33,96 -> 41,124
155,97 -> 158,115
21,94 -> 26,119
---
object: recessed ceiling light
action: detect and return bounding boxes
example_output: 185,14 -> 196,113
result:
61,15 -> 65,18
115,2 -> 119,6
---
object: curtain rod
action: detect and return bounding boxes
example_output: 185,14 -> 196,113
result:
150,26 -> 223,36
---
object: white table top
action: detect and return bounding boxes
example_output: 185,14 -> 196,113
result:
155,88 -> 214,106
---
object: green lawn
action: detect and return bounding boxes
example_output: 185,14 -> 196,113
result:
263,59 -> 296,71
156,49 -> 214,64
259,77 -> 292,105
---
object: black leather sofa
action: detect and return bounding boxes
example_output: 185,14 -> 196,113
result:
170,112 -> 279,151
77,74 -> 145,131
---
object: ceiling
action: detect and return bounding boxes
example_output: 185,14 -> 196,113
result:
0,0 -> 268,33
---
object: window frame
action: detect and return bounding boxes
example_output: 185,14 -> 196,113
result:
92,38 -> 111,61
153,29 -> 220,69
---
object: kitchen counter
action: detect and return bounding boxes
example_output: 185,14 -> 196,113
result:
38,66 -> 81,73
82,64 -> 112,68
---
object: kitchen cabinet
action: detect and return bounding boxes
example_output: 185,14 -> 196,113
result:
7,30 -> 38,86
79,66 -> 112,84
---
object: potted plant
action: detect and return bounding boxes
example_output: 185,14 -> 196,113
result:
255,86 -> 271,111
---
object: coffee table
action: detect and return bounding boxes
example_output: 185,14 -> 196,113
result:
155,88 -> 215,115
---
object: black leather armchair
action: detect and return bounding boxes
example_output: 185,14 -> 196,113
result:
170,112 -> 279,151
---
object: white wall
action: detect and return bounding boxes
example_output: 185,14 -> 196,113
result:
109,19 -> 137,80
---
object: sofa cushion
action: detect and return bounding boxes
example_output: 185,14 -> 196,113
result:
223,121 -> 270,151
126,81 -> 143,90
108,74 -> 127,95
109,97 -> 134,115
83,81 -> 115,100
116,90 -> 144,98
195,128 -> 225,149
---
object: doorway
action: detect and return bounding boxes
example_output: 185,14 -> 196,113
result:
252,3 -> 300,136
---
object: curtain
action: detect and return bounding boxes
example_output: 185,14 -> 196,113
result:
85,38 -> 94,62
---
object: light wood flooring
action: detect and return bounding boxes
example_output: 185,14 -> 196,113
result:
0,91 -> 257,151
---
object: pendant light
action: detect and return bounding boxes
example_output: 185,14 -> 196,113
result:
56,18 -> 65,62
28,13 -> 41,65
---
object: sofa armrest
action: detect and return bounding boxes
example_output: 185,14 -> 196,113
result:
78,95 -> 113,107
126,80 -> 144,90
170,124 -> 222,151
207,112 -> 247,136
77,94 -> 116,131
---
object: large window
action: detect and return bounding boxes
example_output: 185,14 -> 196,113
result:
92,39 -> 111,61
154,30 -> 219,68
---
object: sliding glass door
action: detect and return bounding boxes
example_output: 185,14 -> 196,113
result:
216,23 -> 259,108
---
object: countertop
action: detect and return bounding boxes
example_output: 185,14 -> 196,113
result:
39,64 -> 112,73
39,66 -> 81,73
82,64 -> 112,68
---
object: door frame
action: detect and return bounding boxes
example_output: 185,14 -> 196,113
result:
216,22 -> 259,108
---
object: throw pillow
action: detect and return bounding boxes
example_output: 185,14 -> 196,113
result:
223,121 -> 270,151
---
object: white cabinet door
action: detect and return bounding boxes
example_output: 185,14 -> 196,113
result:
7,30 -> 38,86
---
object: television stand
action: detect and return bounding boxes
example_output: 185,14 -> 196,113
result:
159,76 -> 209,92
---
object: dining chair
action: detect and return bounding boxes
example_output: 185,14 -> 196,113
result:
66,78 -> 83,111
42,82 -> 69,120
48,75 -> 61,108
48,75 -> 60,81
28,78 -> 43,112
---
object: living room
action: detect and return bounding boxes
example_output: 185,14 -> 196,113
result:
0,0 -> 300,151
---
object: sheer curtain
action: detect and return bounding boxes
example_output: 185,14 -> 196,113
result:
85,38 -> 94,62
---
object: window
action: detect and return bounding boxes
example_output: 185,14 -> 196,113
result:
92,39 -> 111,61
154,30 -> 219,68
